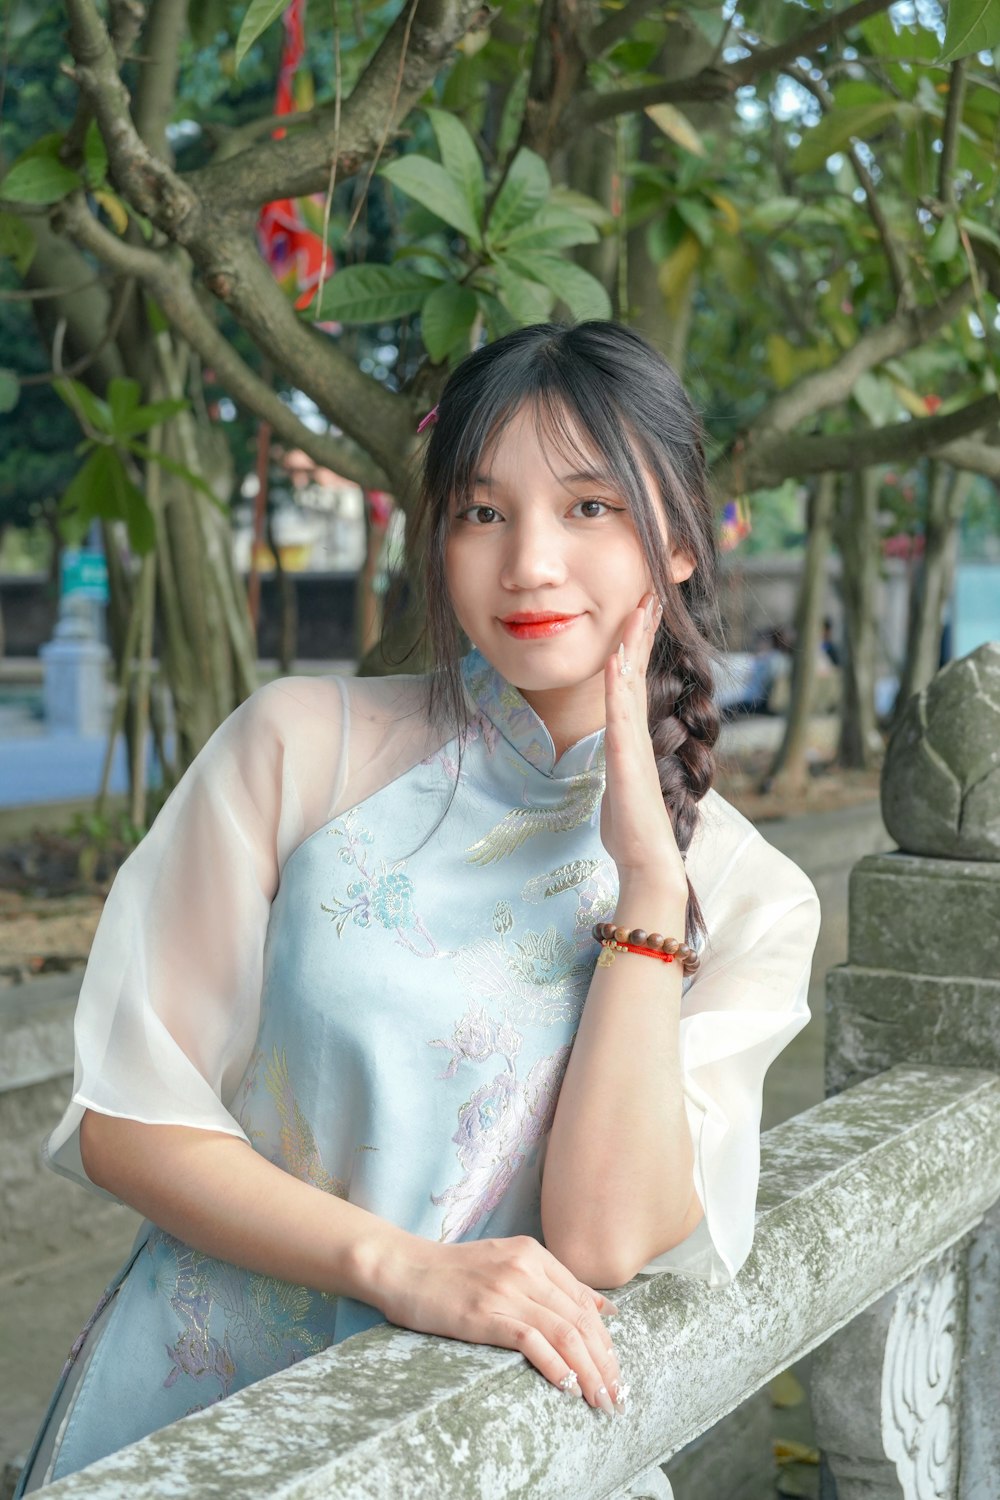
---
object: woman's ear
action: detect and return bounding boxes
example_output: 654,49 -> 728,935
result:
668,546 -> 696,585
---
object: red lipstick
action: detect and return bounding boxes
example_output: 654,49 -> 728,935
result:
500,612 -> 580,640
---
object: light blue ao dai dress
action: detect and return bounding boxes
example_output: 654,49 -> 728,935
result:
20,650 -> 820,1489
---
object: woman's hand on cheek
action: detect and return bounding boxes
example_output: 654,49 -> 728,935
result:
600,593 -> 688,897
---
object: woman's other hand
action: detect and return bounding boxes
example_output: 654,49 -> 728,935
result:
369,1233 -> 625,1416
600,592 -> 686,898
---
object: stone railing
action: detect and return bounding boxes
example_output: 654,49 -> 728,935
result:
33,644 -> 1000,1499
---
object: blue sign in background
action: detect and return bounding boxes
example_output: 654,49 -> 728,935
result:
61,548 -> 109,602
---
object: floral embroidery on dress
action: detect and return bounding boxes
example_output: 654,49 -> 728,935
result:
155,1231 -> 333,1412
321,809 -> 437,955
465,770 -> 604,866
264,1048 -> 349,1197
452,922 -> 592,1027
431,1038 -> 573,1242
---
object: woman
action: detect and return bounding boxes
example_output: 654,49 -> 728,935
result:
19,322 -> 820,1489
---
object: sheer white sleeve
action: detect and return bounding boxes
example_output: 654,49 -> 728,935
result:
45,675 -> 353,1197
637,794 -> 821,1286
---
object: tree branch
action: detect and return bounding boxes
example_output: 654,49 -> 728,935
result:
63,0 -> 413,481
588,0 -> 664,59
132,0 -> 189,161
65,0 -> 199,236
574,0 -> 895,128
730,0 -> 895,84
741,395 -> 1000,489
755,280 -> 973,436
938,60 -> 967,207
185,0 -> 491,211
59,198 -> 392,489
934,436 -> 1000,479
787,63 -> 914,309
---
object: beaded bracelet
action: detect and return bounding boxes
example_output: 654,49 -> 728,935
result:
591,921 -> 700,975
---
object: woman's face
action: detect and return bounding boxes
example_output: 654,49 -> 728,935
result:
444,402 -> 692,712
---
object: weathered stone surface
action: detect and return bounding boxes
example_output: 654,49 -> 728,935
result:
846,852 -> 1000,979
813,1246 -> 964,1500
881,642 -> 1000,860
825,967 -> 1000,1096
37,1066 -> 1000,1500
960,1201 -> 1000,1500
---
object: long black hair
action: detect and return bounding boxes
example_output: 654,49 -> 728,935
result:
411,321 -> 722,943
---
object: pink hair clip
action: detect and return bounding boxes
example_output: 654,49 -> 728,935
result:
417,404 -> 439,434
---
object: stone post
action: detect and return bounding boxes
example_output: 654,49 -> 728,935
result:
39,594 -> 110,738
815,642 -> 1000,1500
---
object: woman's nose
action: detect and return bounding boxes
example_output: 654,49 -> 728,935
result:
499,517 -> 568,590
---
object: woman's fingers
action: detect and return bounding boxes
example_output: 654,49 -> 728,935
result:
486,1296 -> 624,1416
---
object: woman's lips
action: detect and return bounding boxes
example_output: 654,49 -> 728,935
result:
499,614 -> 581,640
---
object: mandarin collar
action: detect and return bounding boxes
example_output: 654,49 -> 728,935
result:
460,648 -> 605,781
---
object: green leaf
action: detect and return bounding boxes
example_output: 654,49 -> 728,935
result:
852,372 -> 899,426
234,0 -> 286,71
129,442 -> 227,510
644,102 -> 706,156
118,398 -> 189,438
940,0 -> 1000,61
420,282 -> 478,362
744,196 -> 802,232
549,187 -> 614,232
860,12 -> 941,59
487,149 -> 552,244
502,207 -> 599,253
790,102 -> 917,172
501,253 -> 612,321
0,368 -> 20,414
61,446 -> 156,554
675,196 -> 715,248
492,262 -> 555,324
53,378 -> 111,433
0,149 -> 80,205
83,121 -> 108,188
474,290 -> 520,341
107,377 -> 141,434
0,210 -> 36,274
380,156 -> 482,244
314,264 -> 439,324
928,214 -> 959,263
425,108 -> 485,227
496,74 -> 528,167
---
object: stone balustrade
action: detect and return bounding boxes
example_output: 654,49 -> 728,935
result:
21,642 -> 1000,1499
36,1064 -> 1000,1499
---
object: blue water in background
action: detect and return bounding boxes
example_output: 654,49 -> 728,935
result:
954,563 -> 1000,659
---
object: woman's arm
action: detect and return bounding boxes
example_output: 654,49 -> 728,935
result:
540,877 -> 702,1290
541,597 -> 701,1286
80,1109 -> 627,1415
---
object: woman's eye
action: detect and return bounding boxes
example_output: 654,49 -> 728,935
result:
460,505 -> 501,524
574,499 -> 613,518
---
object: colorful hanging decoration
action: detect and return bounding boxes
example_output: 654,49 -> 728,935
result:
719,497 -> 752,552
257,0 -> 335,311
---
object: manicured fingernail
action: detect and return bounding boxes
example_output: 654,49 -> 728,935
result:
595,1384 -> 617,1417
611,1378 -> 630,1413
617,643 -> 631,677
601,1300 -> 620,1317
558,1371 -> 581,1397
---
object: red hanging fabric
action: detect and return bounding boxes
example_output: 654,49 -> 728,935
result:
257,0 -> 334,311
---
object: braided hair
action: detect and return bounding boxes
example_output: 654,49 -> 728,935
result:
411,321 -> 722,944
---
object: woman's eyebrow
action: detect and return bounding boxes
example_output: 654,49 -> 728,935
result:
473,469 -> 618,489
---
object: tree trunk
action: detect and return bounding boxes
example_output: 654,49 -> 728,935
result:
837,468 -> 882,769
894,462 -> 970,717
764,473 -> 836,794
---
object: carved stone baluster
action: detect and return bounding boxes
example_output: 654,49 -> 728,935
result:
812,1245 -> 963,1500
